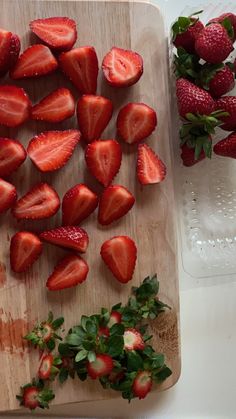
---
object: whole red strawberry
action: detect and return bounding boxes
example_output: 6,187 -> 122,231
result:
195,23 -> 233,64
176,78 -> 215,118
215,96 -> 236,131
172,16 -> 204,54
181,143 -> 206,166
208,13 -> 236,42
208,65 -> 235,98
214,132 -> 236,158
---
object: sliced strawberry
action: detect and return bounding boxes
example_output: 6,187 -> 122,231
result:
10,44 -> 58,79
62,183 -> 98,225
0,85 -> 31,127
85,140 -> 122,187
108,311 -> 122,327
87,354 -> 113,379
117,103 -> 157,144
100,236 -> 137,283
137,144 -> 166,185
132,371 -> 152,399
98,185 -> 135,225
12,183 -> 60,220
31,88 -> 75,123
98,326 -> 110,337
123,328 -> 145,351
102,47 -> 143,87
30,17 -> 77,51
0,178 -> 17,213
8,34 -> 21,70
77,95 -> 113,143
27,129 -> 80,173
40,226 -> 89,253
59,46 -> 98,94
46,254 -> 89,291
0,138 -> 26,178
38,354 -> 53,380
0,29 -> 12,75
22,386 -> 40,410
10,231 -> 43,273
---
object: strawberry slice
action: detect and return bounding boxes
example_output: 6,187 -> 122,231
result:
100,236 -> 137,283
59,46 -> 99,94
10,231 -> 43,273
30,17 -> 77,51
27,129 -> 80,172
102,47 -> 143,87
0,178 -> 17,213
117,103 -> 157,144
0,85 -> 31,127
77,95 -> 113,143
46,254 -> 89,291
132,371 -> 152,399
8,34 -> 21,70
40,226 -> 89,253
0,138 -> 26,177
0,30 -> 20,76
38,354 -> 53,380
123,328 -> 145,351
31,88 -> 75,123
87,354 -> 113,379
85,140 -> 122,187
10,44 -> 58,79
12,183 -> 60,220
62,183 -> 98,226
137,144 -> 166,185
108,311 -> 122,327
98,185 -> 135,225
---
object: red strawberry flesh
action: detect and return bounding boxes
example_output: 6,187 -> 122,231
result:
22,387 -> 39,410
31,88 -> 75,123
62,183 -> 98,225
40,226 -> 89,253
98,184 -> 135,225
0,138 -> 26,178
123,328 -> 145,351
10,231 -> 43,273
132,371 -> 152,399
137,144 -> 166,185
87,354 -> 113,379
0,85 -> 31,127
38,354 -> 53,380
46,254 -> 89,291
30,17 -> 77,51
0,178 -> 17,213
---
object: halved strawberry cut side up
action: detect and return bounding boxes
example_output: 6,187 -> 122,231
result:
27,129 -> 80,172
108,311 -> 122,327
117,103 -> 157,144
85,139 -> 122,187
0,178 -> 17,213
46,254 -> 89,291
132,371 -> 152,399
12,183 -> 60,220
38,354 -> 53,380
123,328 -> 145,351
30,17 -> 77,51
98,184 -> 135,225
137,144 -> 166,185
0,138 -> 26,178
87,354 -> 113,379
59,46 -> 99,94
10,231 -> 43,273
0,29 -> 12,75
40,226 -> 89,253
62,183 -> 98,226
10,44 -> 58,79
0,85 -> 31,127
77,95 -> 113,143
31,88 -> 75,123
102,47 -> 143,87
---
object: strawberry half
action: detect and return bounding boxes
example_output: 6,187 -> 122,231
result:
102,47 -> 143,87
59,46 -> 98,94
10,231 -> 43,273
98,185 -> 135,225
100,235 -> 137,283
62,183 -> 98,226
0,30 -> 21,76
87,354 -> 113,379
40,226 -> 89,253
77,95 -> 113,143
10,44 -> 58,79
117,103 -> 157,144
30,17 -> 77,51
0,178 -> 17,213
27,129 -> 80,172
132,371 -> 152,399
0,85 -> 31,127
108,311 -> 122,327
85,139 -> 122,187
0,138 -> 26,178
214,132 -> 236,158
31,88 -> 75,123
12,183 -> 60,220
38,354 -> 53,380
123,328 -> 145,351
137,144 -> 166,185
46,254 -> 89,291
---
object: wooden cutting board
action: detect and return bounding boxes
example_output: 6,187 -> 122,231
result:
0,0 -> 180,412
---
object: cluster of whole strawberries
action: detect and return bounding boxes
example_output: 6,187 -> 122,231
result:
172,11 -> 236,166
0,17 -> 166,289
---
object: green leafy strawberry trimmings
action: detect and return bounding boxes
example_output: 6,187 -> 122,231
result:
17,275 -> 173,409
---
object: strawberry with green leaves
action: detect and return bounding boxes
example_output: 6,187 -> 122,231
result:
16,379 -> 55,410
24,311 -> 64,351
38,354 -> 62,380
172,12 -> 204,54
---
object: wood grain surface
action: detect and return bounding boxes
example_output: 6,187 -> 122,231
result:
0,0 -> 180,412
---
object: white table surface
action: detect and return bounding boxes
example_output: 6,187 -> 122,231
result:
2,1 -> 236,418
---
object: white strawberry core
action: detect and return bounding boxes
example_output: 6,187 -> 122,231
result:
123,330 -> 136,349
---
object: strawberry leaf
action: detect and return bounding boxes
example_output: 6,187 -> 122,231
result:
75,349 -> 88,363
58,368 -> 69,384
107,335 -> 124,357
127,351 -> 143,371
